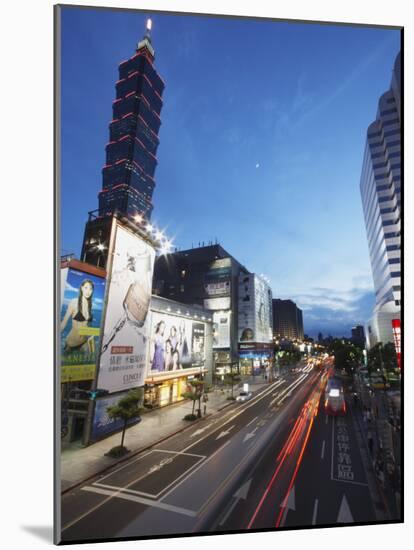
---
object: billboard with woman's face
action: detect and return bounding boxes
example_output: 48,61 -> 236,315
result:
60,268 -> 106,382
148,311 -> 205,374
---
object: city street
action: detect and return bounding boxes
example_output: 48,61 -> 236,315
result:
60,363 -> 379,543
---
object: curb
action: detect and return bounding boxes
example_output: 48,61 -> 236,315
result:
61,383 -> 269,496
61,411 -> 213,496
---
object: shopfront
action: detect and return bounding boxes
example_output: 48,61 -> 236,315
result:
144,368 -> 208,409
238,342 -> 274,376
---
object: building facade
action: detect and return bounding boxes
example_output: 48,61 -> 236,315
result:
272,298 -> 304,341
81,22 -> 165,268
238,273 -> 273,375
143,296 -> 213,409
100,23 -> 164,221
153,244 -> 250,376
351,325 -> 365,347
360,52 -> 401,348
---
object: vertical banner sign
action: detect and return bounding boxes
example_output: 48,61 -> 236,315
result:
98,225 -> 155,392
392,319 -> 401,370
212,310 -> 231,348
60,268 -> 106,382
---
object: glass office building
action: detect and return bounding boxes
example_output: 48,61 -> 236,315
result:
360,52 -> 401,348
98,23 -> 165,221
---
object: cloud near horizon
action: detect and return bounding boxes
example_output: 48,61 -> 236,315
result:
282,286 -> 376,338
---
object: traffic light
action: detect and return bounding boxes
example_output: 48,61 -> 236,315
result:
88,389 -> 109,400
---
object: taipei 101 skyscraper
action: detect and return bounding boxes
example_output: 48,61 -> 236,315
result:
81,19 -> 165,267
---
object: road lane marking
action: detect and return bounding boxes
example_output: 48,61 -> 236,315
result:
271,379 -> 288,396
160,440 -> 231,501
93,450 -> 206,499
246,416 -> 258,427
62,380 -> 286,533
321,440 -> 326,460
243,427 -> 258,443
216,425 -> 235,440
325,414 -> 329,424
218,479 -> 252,526
337,495 -> 354,523
312,498 -> 319,525
190,425 -> 211,438
278,485 -> 296,527
275,374 -> 308,406
151,448 -> 205,457
82,486 -> 198,517
269,374 -> 308,406
178,379 -> 286,454
95,449 -> 155,483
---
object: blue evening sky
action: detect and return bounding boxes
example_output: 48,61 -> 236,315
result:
60,6 -> 401,338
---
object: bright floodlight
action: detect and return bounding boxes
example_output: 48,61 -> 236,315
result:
134,214 -> 143,223
146,18 -> 152,31
146,223 -> 153,232
155,230 -> 164,241
97,244 -> 105,251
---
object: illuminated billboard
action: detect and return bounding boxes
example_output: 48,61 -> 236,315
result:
90,392 -> 141,442
238,274 -> 273,343
60,267 -> 106,382
203,258 -> 232,298
98,224 -> 155,393
148,311 -> 206,374
212,310 -> 231,348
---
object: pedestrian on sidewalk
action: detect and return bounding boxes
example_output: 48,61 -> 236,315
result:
203,393 -> 208,416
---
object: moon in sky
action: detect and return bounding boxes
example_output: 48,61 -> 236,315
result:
255,163 -> 260,168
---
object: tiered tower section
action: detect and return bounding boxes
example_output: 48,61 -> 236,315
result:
99,22 -> 165,221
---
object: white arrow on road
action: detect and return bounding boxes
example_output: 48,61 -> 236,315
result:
190,426 -> 210,438
216,425 -> 236,440
337,495 -> 354,523
278,485 -> 296,527
283,485 -> 296,511
219,479 -> 252,525
243,427 -> 258,443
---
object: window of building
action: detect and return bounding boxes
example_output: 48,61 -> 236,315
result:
382,118 -> 399,127
384,128 -> 400,138
381,107 -> 397,116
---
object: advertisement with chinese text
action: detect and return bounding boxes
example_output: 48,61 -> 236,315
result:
98,224 -> 155,393
60,268 -> 106,382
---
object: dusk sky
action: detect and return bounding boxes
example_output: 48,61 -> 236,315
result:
60,6 -> 401,338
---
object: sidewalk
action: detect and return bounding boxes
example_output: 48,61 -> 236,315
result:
352,380 -> 401,519
60,376 -> 269,493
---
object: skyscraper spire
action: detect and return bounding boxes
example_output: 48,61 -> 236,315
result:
145,18 -> 152,40
137,17 -> 155,59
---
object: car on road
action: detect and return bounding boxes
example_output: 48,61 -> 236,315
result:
236,391 -> 253,402
325,384 -> 346,416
